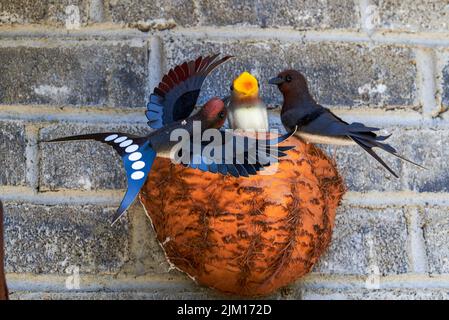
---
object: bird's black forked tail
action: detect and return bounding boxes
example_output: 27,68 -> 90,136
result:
351,135 -> 426,178
46,133 -> 156,225
351,136 -> 399,178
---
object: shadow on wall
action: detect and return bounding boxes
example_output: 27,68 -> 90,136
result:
0,201 -> 8,300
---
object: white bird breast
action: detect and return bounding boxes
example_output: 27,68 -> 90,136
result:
228,104 -> 268,131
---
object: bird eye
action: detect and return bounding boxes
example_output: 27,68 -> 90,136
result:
285,75 -> 292,82
230,84 -> 234,91
218,111 -> 226,119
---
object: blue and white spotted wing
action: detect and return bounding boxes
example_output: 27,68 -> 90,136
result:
46,133 -> 156,224
114,141 -> 156,224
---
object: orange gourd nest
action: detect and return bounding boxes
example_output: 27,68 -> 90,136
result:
139,136 -> 345,296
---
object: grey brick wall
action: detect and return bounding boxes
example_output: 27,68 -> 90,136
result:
0,0 -> 448,300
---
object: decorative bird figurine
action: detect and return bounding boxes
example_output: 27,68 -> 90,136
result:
227,71 -> 269,131
139,70 -> 345,296
269,70 -> 424,177
46,55 -> 293,224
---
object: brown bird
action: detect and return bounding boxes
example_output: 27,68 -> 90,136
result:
269,70 -> 423,177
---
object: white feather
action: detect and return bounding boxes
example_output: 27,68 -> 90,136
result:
296,132 -> 356,145
227,102 -> 268,131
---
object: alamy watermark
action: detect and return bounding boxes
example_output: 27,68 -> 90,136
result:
365,234 -> 381,290
168,121 -> 283,169
65,265 -> 80,290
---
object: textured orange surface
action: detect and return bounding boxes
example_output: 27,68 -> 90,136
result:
140,136 -> 345,296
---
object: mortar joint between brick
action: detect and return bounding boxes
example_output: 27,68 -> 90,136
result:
1,105 -> 445,128
24,124 -> 40,193
0,186 -> 123,206
9,273 -> 449,293
405,208 -> 428,274
416,48 -> 440,118
0,104 -> 149,125
192,0 -> 203,26
148,36 -> 163,98
169,27 -> 449,47
359,0 -> 377,37
344,191 -> 449,207
88,0 -> 105,24
2,26 -> 449,47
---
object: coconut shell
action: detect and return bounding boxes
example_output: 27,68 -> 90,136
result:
139,136 -> 345,296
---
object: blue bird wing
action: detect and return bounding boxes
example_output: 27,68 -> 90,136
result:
181,130 -> 295,177
146,54 -> 234,129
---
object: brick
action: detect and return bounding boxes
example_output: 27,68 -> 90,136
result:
0,0 -> 89,26
39,123 -> 151,191
163,37 -> 417,108
317,126 -> 404,192
3,202 -> 129,274
311,127 -> 444,193
374,0 -> 449,33
314,206 -> 409,275
421,207 -> 449,274
121,204 -> 173,275
0,43 -> 148,108
299,287 -> 449,300
399,129 -> 449,193
333,147 -> 403,192
326,136 -> 404,192
0,121 -> 27,186
265,109 -> 286,133
107,0 -> 198,27
198,0 -> 359,30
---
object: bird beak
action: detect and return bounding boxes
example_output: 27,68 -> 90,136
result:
268,76 -> 284,85
233,72 -> 259,97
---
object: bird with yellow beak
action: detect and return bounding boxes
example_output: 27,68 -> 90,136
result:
227,71 -> 269,131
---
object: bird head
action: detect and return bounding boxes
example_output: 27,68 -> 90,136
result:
231,71 -> 259,99
268,70 -> 310,98
201,97 -> 227,129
